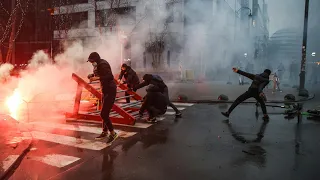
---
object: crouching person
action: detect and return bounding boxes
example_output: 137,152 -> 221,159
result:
137,85 -> 168,123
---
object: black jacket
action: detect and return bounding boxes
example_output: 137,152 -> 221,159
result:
134,74 -> 167,92
139,85 -> 168,114
94,59 -> 116,92
237,70 -> 270,93
118,66 -> 140,87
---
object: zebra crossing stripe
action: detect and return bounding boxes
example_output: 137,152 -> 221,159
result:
172,102 -> 194,106
65,118 -> 153,129
2,155 -> 19,172
29,154 -> 80,168
165,111 -> 175,115
28,122 -> 137,138
167,107 -> 185,110
25,131 -> 110,151
116,100 -> 194,107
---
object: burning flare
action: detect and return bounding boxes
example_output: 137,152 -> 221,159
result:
6,89 -> 23,120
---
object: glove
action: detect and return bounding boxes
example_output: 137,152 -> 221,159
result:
232,67 -> 239,73
87,74 -> 94,79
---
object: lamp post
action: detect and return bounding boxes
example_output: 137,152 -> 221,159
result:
298,0 -> 310,97
234,7 -> 252,41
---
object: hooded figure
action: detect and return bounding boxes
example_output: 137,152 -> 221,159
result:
221,68 -> 271,121
133,74 -> 182,117
87,52 -> 118,143
118,63 -> 140,103
138,84 -> 168,123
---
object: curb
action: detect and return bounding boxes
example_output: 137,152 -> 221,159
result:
171,94 -> 315,104
0,122 -> 33,180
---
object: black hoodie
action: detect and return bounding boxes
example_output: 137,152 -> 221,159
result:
118,66 -> 140,87
88,52 -> 116,92
237,70 -> 270,93
139,85 -> 168,114
134,74 -> 167,92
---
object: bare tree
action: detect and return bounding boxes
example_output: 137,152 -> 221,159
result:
0,0 -> 30,64
143,0 -> 182,70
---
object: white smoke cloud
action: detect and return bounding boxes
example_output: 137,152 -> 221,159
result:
0,0 -> 267,120
0,63 -> 14,79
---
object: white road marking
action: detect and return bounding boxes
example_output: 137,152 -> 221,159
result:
165,111 -> 175,115
29,122 -> 136,138
2,155 -> 19,172
172,102 -> 194,106
30,154 -> 80,168
167,107 -> 185,110
116,100 -> 194,107
113,122 -> 153,128
66,118 -> 153,129
26,131 -> 110,151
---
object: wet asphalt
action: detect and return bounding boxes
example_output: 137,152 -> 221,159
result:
8,85 -> 320,180
9,102 -> 320,180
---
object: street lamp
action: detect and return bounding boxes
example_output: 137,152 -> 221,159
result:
234,7 -> 252,41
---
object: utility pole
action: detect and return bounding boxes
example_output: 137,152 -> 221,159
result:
298,0 -> 310,97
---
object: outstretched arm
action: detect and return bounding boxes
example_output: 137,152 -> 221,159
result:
133,80 -> 149,90
234,68 -> 255,80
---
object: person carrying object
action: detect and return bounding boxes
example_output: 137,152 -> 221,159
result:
87,52 -> 118,144
133,74 -> 182,117
118,63 -> 140,103
137,84 -> 168,123
221,68 -> 271,121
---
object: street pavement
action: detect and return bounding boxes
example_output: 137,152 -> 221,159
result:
140,81 -> 302,102
0,115 -> 32,180
2,102 -> 194,180
7,102 -> 320,180
1,82 -> 319,180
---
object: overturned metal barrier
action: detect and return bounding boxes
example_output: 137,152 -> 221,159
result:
65,73 -> 143,125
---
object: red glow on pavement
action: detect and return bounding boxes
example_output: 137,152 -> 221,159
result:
5,89 -> 23,120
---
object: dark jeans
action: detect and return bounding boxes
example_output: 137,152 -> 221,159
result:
125,84 -> 138,103
163,87 -> 180,113
125,89 -> 137,103
147,106 -> 167,118
100,88 -> 116,132
228,88 -> 267,115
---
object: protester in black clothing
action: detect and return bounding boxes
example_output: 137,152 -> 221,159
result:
118,64 -> 140,103
138,84 -> 168,123
87,52 -> 118,143
133,74 -> 182,117
221,68 -> 271,121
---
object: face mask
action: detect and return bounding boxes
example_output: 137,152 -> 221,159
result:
92,62 -> 97,67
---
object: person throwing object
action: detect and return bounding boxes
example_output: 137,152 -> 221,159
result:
221,68 -> 271,121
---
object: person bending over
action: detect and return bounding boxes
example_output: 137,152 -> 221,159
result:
118,63 -> 140,103
138,84 -> 168,123
133,74 -> 182,117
